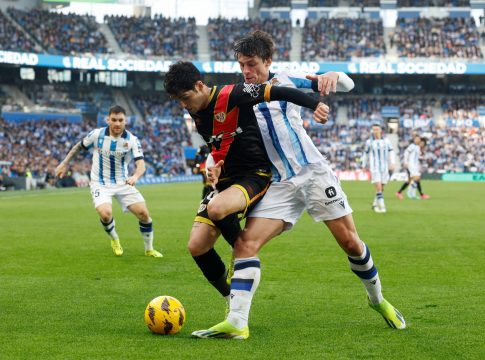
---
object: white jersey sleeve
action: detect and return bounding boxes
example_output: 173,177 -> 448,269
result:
81,128 -> 101,151
386,138 -> 395,166
131,136 -> 144,160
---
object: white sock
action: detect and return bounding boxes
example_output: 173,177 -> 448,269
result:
139,219 -> 154,251
101,218 -> 119,240
226,257 -> 261,329
348,242 -> 383,305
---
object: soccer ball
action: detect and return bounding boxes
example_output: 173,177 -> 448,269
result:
144,296 -> 186,335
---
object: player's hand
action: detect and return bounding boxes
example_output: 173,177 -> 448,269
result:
313,102 -> 329,124
126,176 -> 138,186
55,163 -> 67,178
306,72 -> 338,96
207,160 -> 223,188
389,164 -> 395,172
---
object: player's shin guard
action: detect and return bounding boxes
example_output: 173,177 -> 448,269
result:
193,248 -> 230,297
226,257 -> 261,329
348,243 -> 383,305
213,213 -> 241,248
100,218 -> 119,240
139,219 -> 154,251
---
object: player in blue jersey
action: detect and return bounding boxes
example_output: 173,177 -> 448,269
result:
55,105 -> 163,258
192,31 -> 405,340
362,123 -> 395,213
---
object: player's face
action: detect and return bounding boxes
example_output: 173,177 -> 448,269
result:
107,112 -> 126,136
175,81 -> 208,113
413,136 -> 421,145
237,55 -> 272,84
372,125 -> 382,138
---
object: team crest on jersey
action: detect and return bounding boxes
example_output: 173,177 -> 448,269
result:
214,112 -> 226,123
270,77 -> 281,86
123,142 -> 129,149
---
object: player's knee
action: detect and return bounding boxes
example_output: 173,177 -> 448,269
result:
207,201 -> 226,221
234,238 -> 260,258
98,211 -> 112,223
187,237 -> 207,257
137,209 -> 150,222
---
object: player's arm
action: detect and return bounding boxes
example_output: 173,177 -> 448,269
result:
361,141 -> 369,169
301,72 -> 355,96
126,159 -> 145,186
267,85 -> 329,123
388,140 -> 396,171
55,141 -> 83,178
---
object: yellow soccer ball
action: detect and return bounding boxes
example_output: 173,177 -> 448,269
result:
144,296 -> 186,335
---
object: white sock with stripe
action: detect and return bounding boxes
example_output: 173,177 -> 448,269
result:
139,219 -> 154,251
348,242 -> 383,305
226,257 -> 261,329
100,218 -> 119,240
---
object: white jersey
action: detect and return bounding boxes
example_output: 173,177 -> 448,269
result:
253,70 -> 351,182
362,136 -> 394,173
81,127 -> 144,185
404,143 -> 421,169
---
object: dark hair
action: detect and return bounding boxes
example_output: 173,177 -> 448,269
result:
233,30 -> 275,61
164,61 -> 202,96
108,105 -> 126,115
420,137 -> 427,145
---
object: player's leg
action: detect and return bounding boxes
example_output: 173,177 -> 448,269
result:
127,202 -> 162,257
374,180 -> 385,213
91,184 -> 123,256
192,217 -> 285,339
415,177 -> 429,199
325,215 -> 405,329
188,220 -> 231,301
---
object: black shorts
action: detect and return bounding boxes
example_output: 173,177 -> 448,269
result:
194,171 -> 271,226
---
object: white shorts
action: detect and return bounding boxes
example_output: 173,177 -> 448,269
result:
90,182 -> 145,212
407,166 -> 421,178
370,171 -> 390,184
249,162 -> 352,230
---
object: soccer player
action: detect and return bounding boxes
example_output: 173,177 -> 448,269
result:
362,123 -> 395,213
191,31 -> 405,340
396,136 -> 429,200
55,105 -> 163,258
164,61 -> 329,306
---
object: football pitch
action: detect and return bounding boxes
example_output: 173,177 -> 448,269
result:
1,181 -> 484,359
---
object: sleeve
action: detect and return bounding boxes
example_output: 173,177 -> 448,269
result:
361,140 -> 370,168
231,82 -> 319,110
335,72 -> 355,92
403,145 -> 411,166
131,137 -> 144,161
81,129 -> 97,150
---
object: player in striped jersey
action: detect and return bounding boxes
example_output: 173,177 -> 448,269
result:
192,31 -> 405,340
362,123 -> 395,213
55,105 -> 162,258
396,136 -> 430,200
164,61 -> 329,320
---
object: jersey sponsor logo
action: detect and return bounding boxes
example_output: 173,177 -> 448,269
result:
325,197 -> 343,206
325,186 -> 337,198
97,148 -> 127,157
214,112 -> 226,123
242,83 -> 261,98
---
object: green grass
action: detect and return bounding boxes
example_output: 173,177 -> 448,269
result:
0,181 -> 484,359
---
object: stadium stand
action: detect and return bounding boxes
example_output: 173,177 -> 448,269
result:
302,18 -> 386,61
0,10 -> 36,52
391,17 -> 483,59
105,15 -> 198,58
207,17 -> 292,60
7,8 -> 109,55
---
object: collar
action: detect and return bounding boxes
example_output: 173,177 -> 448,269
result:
104,127 -> 128,139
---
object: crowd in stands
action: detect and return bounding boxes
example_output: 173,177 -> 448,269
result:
302,18 -> 386,61
396,0 -> 470,6
106,15 -> 198,58
0,11 -> 36,52
391,17 -> 483,59
8,8 -> 108,55
207,17 -> 292,60
260,0 -> 291,6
